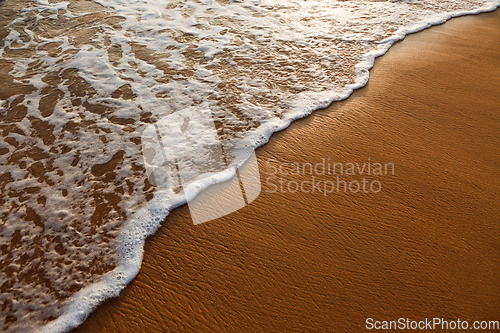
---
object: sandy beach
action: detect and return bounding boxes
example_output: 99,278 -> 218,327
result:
71,10 -> 500,332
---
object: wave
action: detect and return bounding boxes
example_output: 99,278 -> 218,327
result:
0,0 -> 498,331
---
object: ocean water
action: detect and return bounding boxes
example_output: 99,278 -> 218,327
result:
0,0 -> 498,331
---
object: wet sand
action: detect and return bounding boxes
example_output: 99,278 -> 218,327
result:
72,10 -> 500,332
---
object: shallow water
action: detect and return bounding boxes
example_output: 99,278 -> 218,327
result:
0,0 -> 498,331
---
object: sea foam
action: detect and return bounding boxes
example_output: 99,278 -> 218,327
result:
0,0 -> 498,331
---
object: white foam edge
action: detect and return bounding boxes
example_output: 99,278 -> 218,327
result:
38,2 -> 500,332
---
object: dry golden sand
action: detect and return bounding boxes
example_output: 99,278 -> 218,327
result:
72,10 -> 500,332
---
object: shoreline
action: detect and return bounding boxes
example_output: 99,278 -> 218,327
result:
71,10 -> 500,333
